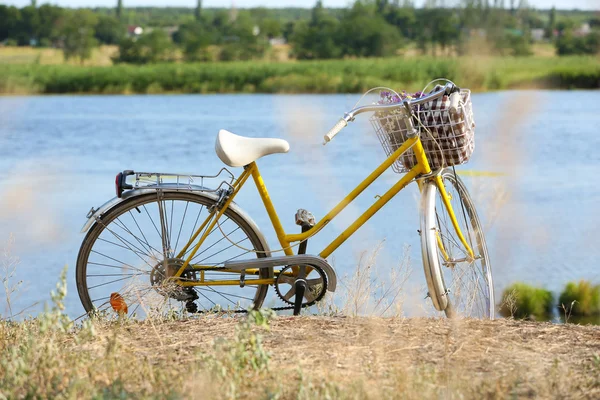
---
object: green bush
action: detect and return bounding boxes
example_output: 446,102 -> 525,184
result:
559,280 -> 600,316
556,31 -> 600,56
0,56 -> 598,95
499,283 -> 554,320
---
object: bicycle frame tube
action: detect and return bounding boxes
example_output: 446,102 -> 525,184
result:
171,132 -> 474,286
251,136 -> 429,259
433,175 -> 475,259
173,166 -> 254,278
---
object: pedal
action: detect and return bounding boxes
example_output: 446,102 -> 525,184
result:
295,209 -> 316,228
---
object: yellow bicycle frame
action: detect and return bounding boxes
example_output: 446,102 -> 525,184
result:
172,135 -> 474,287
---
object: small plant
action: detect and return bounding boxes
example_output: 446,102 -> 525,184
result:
336,241 -> 412,317
205,308 -> 275,398
499,283 -> 554,320
559,280 -> 600,317
1,234 -> 21,319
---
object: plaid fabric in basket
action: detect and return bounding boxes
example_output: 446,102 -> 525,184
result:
374,88 -> 475,172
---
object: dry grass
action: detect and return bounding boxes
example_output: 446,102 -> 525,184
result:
1,312 -> 598,399
1,237 -> 598,398
0,45 -> 118,66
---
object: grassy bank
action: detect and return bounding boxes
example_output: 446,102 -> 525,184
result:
1,56 -> 598,95
1,313 -> 599,399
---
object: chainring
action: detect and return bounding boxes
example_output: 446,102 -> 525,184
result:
274,264 -> 327,307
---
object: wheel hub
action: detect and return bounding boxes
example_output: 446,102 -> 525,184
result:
150,258 -> 196,301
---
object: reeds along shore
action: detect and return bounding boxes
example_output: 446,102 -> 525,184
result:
1,56 -> 598,95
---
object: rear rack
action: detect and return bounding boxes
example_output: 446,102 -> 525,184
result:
124,168 -> 236,193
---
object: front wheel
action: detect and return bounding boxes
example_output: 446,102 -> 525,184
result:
420,168 -> 494,319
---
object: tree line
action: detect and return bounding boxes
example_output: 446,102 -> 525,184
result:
0,0 -> 598,64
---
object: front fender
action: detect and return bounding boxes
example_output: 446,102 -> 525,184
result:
80,185 -> 271,257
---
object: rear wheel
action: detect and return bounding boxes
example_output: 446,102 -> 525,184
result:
420,168 -> 494,319
76,192 -> 271,318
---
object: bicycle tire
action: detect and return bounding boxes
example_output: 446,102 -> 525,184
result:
76,191 -> 271,317
420,168 -> 494,319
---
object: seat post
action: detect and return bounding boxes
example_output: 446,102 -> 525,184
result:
247,162 -> 294,256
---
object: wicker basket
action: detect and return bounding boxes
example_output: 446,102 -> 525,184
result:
370,89 -> 475,173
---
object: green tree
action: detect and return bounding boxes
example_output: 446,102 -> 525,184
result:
0,6 -> 21,42
115,29 -> 173,64
95,15 -> 123,45
545,6 -> 556,38
16,6 -> 40,45
290,1 -> 340,59
217,11 -> 267,61
337,1 -> 402,57
36,4 -> 64,46
178,21 -> 214,61
415,7 -> 458,56
260,18 -> 282,38
116,0 -> 123,20
385,2 -> 416,39
556,17 -> 576,34
556,30 -> 600,55
61,10 -> 98,63
195,0 -> 202,21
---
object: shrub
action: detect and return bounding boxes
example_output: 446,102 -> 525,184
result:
556,31 -> 600,56
499,283 -> 554,320
558,280 -> 600,316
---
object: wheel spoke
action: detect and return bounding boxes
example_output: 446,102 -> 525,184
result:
96,220 -> 156,270
174,201 -> 189,253
129,209 -> 161,255
87,274 -> 144,290
192,237 -> 250,264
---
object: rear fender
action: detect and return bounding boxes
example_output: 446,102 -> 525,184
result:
81,185 -> 271,256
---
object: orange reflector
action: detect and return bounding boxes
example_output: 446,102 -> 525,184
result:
110,292 -> 128,314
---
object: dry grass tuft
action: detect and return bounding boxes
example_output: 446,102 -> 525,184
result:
317,242 -> 412,318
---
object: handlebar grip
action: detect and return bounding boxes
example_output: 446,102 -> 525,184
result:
323,118 -> 348,145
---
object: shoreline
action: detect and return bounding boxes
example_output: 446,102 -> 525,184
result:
1,86 -> 599,97
1,56 -> 598,96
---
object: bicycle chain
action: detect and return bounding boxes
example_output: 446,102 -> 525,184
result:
183,267 -> 314,314
186,303 -> 296,314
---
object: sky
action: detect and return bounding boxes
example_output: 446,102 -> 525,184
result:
1,0 -> 599,10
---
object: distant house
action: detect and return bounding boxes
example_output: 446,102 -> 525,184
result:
531,28 -> 545,42
127,25 -> 144,38
574,23 -> 591,37
140,26 -> 180,38
269,38 -> 287,46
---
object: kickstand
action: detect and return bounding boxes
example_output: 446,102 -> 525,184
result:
293,279 -> 307,316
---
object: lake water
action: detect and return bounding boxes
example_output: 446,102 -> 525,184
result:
0,91 -> 599,320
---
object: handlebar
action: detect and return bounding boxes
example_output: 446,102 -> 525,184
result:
323,82 -> 460,145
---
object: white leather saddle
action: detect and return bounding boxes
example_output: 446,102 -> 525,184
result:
215,129 -> 290,167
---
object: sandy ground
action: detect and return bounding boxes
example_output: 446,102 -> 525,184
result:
104,316 -> 600,398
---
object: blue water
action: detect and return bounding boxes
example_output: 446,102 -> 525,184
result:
0,91 -> 599,318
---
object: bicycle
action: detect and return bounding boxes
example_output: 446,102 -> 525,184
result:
76,81 -> 494,319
